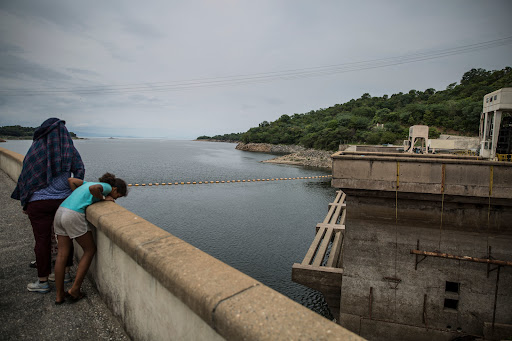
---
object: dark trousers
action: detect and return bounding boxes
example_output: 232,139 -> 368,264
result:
26,199 -> 73,278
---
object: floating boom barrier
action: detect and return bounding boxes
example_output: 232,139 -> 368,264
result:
127,175 -> 332,187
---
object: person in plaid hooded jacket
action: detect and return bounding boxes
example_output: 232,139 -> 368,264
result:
12,118 -> 85,293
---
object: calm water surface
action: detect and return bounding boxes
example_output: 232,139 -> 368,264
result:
4,139 -> 335,318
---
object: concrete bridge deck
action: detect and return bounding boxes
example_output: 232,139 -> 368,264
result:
0,170 -> 130,340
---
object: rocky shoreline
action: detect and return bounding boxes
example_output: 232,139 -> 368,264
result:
235,142 -> 333,170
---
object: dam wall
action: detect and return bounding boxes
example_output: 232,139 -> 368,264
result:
0,147 -> 362,341
330,151 -> 512,340
331,151 -> 512,231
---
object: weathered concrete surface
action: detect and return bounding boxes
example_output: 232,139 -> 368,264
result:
355,146 -> 401,153
0,147 -> 23,183
0,170 -> 129,341
339,218 -> 512,340
332,151 -> 512,199
331,152 -> 511,199
331,151 -> 512,231
213,284 -> 348,341
341,216 -> 512,339
85,198 -> 364,341
329,151 -> 512,340
82,228 -> 226,341
429,136 -> 479,151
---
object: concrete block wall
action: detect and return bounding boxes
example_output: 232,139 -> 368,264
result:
428,138 -> 479,151
331,152 -> 512,232
330,151 -> 512,340
332,151 -> 512,199
339,218 -> 512,340
0,147 -> 362,341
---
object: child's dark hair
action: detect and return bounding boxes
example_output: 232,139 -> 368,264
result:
99,172 -> 128,196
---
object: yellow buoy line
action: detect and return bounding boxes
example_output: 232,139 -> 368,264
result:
127,175 -> 332,187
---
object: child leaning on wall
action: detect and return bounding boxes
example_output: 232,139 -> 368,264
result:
53,172 -> 128,305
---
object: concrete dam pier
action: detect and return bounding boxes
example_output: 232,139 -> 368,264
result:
293,151 -> 512,341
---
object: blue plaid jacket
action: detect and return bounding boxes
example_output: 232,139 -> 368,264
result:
11,118 -> 85,208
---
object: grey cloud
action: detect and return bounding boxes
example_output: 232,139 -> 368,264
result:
86,38 -> 135,63
266,97 -> 284,106
66,68 -> 100,76
241,103 -> 256,110
0,42 -> 24,54
1,1 -> 512,140
0,53 -> 71,81
120,18 -> 165,40
128,94 -> 162,103
0,1 -> 89,31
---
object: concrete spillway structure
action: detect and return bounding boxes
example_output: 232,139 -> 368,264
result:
294,151 -> 512,340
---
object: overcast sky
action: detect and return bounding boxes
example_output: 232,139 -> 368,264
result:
1,1 -> 511,139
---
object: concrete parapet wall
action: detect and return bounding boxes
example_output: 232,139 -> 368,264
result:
332,151 -> 512,200
0,147 -> 24,182
0,147 -> 362,341
355,146 -> 401,153
429,138 -> 479,151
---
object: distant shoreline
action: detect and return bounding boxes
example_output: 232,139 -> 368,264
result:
0,136 -> 34,140
0,136 -> 86,141
194,140 -> 333,170
193,139 -> 239,143
235,142 -> 333,170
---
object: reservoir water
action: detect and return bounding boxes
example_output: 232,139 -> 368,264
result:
3,139 -> 335,319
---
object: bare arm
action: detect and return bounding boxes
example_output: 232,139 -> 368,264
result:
89,184 -> 115,202
68,178 -> 84,191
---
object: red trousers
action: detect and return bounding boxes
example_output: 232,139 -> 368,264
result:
26,199 -> 73,277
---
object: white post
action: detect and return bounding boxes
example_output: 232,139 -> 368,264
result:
491,110 -> 502,159
480,112 -> 490,158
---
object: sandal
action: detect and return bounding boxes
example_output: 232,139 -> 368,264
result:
55,299 -> 66,305
65,290 -> 86,303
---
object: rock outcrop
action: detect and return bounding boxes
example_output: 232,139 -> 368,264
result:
235,143 -> 333,170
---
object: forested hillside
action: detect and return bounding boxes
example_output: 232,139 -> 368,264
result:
198,67 -> 512,151
0,125 -> 77,139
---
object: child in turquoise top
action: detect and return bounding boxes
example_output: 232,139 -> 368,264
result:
53,172 -> 128,304
60,181 -> 113,214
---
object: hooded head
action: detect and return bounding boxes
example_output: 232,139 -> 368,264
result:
11,117 -> 85,207
33,118 -> 65,140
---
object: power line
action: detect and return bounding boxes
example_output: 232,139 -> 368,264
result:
1,36 -> 511,96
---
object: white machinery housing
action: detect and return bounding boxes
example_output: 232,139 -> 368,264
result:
404,125 -> 429,153
479,88 -> 512,159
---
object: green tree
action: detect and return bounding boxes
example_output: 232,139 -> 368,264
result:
204,67 -> 511,150
429,127 -> 441,139
352,106 -> 374,118
350,116 -> 371,130
461,68 -> 490,85
380,131 -> 398,144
